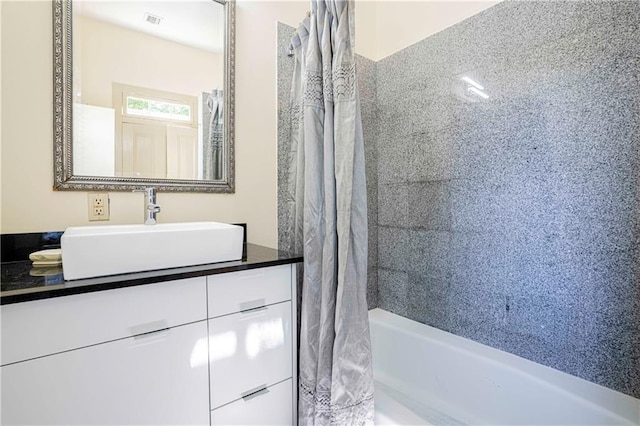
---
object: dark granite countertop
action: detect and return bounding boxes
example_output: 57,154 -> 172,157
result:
1,243 -> 302,305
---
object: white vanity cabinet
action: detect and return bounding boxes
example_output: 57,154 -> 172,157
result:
1,263 -> 298,426
207,265 -> 297,425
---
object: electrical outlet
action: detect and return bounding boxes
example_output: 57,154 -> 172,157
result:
88,193 -> 110,221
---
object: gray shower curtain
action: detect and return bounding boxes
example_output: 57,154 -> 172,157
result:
287,1 -> 374,424
204,89 -> 223,180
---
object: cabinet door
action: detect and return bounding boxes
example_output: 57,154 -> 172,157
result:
1,321 -> 209,426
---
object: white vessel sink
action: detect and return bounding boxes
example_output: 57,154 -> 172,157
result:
61,222 -> 244,280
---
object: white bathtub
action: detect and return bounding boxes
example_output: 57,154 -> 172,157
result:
369,308 -> 640,425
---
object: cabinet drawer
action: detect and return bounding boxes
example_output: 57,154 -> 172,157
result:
210,379 -> 293,426
209,301 -> 292,409
1,321 -> 210,426
1,277 -> 207,365
207,265 -> 291,318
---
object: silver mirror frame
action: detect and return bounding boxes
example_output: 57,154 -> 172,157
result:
53,0 -> 235,193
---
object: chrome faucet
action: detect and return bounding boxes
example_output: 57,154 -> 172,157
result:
133,188 -> 161,225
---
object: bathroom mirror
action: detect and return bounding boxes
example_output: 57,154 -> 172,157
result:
53,0 -> 235,193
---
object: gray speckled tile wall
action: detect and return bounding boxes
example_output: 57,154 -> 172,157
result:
277,23 -> 294,255
276,22 -> 379,309
376,0 -> 640,399
358,53 -> 379,309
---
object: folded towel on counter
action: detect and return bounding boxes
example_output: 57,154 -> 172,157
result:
29,249 -> 62,262
30,266 -> 64,276
31,260 -> 63,267
29,249 -> 62,266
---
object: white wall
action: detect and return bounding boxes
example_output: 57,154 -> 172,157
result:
354,0 -> 378,60
0,0 -> 3,233
79,16 -> 222,108
374,1 -> 500,60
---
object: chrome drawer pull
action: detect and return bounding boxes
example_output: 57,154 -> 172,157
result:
238,272 -> 265,280
133,327 -> 170,340
240,299 -> 267,313
241,384 -> 269,401
130,320 -> 169,338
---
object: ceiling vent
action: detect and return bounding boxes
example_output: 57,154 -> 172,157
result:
144,13 -> 163,25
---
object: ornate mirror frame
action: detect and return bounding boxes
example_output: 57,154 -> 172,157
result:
53,0 -> 235,193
